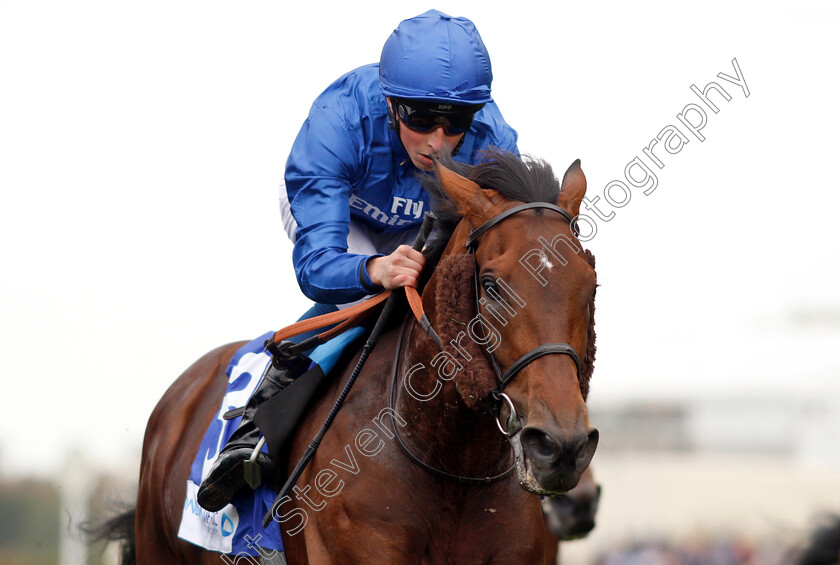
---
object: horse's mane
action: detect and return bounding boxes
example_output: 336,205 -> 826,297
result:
418,148 -> 596,408
421,149 -> 562,267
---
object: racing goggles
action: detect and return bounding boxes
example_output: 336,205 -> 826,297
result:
395,99 -> 484,136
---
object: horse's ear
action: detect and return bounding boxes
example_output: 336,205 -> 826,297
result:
436,163 -> 504,225
557,159 -> 586,218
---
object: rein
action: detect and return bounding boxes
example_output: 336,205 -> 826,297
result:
263,202 -> 584,520
388,313 -> 515,484
265,227 -> 442,365
263,213 -> 437,528
387,201 -> 583,482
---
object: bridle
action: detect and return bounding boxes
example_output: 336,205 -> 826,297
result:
467,202 -> 583,438
388,314 -> 514,484
388,201 -> 584,484
264,203 -> 588,524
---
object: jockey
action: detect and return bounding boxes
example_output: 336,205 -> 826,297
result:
197,9 -> 519,512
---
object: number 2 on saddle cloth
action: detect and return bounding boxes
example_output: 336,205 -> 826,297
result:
177,302 -> 370,556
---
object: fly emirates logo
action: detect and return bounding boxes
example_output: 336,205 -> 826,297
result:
349,194 -> 425,227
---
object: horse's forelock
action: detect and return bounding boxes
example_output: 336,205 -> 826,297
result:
423,150 -> 558,219
422,149 -> 562,269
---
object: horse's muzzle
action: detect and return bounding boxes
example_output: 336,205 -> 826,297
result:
519,425 -> 599,494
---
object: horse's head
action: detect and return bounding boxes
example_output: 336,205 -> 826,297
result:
543,466 -> 602,540
424,150 -> 598,495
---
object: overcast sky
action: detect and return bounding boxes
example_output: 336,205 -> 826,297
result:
1,0 -> 838,478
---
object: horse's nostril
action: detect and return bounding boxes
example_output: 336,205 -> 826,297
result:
521,428 -> 558,460
575,428 -> 599,471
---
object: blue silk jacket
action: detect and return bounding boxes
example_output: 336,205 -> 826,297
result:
284,63 -> 518,304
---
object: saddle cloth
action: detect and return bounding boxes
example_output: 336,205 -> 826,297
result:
177,327 -> 365,556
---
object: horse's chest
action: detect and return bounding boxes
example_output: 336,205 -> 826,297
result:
404,492 -> 545,563
311,480 -> 544,564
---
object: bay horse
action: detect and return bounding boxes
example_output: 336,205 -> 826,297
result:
99,149 -> 599,564
790,514 -> 840,565
544,466 -> 601,542
542,466 -> 602,564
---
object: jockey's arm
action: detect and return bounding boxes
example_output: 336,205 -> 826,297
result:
366,245 -> 425,290
286,103 -> 422,304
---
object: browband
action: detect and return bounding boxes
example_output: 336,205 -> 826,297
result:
465,202 -> 576,250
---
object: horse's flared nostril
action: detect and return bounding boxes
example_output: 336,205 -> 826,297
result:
521,427 -> 561,462
574,428 -> 599,473
519,425 -> 599,494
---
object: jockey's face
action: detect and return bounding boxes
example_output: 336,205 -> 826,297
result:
400,125 -> 464,170
389,98 -> 466,171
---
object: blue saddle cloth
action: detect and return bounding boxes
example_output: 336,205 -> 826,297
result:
177,326 -> 365,556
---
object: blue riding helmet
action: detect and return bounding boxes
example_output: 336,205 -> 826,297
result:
379,9 -> 493,104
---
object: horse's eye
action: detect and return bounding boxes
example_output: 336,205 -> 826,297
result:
482,277 -> 498,295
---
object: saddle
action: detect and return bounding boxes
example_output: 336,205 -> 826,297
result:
178,305 -> 386,556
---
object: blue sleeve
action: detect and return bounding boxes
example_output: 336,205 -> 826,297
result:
285,105 -> 383,304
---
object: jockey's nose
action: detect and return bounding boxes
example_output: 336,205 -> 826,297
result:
424,126 -> 447,153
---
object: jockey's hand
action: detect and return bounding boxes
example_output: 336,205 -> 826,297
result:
367,245 -> 426,290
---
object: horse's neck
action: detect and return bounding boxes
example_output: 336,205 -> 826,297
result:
393,239 -> 512,479
395,324 -> 510,479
